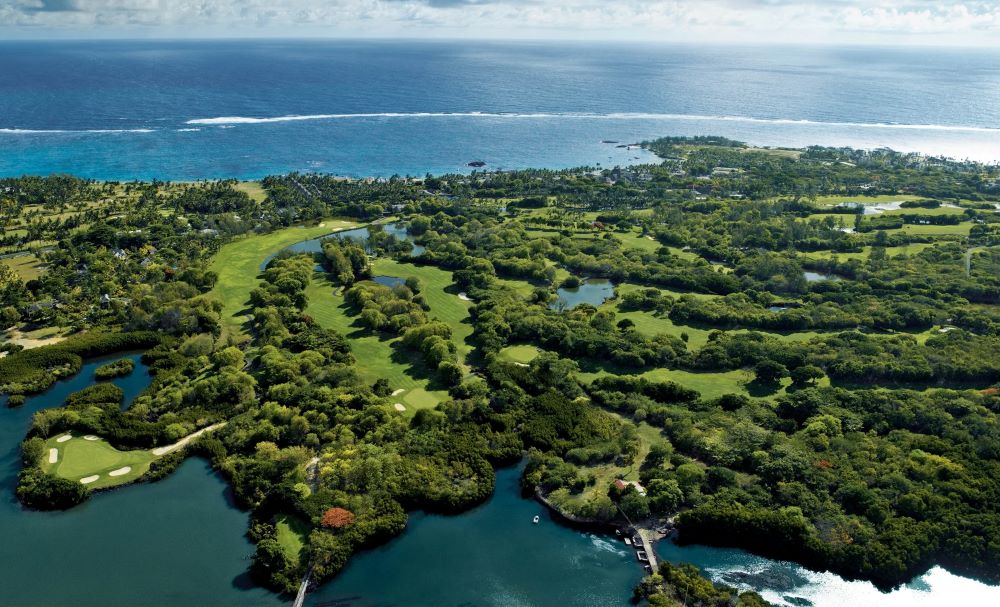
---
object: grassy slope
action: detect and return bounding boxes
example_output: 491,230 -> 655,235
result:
208,219 -> 360,336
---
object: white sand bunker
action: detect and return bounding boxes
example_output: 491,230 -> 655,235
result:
56,435 -> 72,443
394,403 -> 406,412
318,222 -> 326,227
83,435 -> 99,441
457,292 -> 472,301
80,475 -> 99,484
48,448 -> 58,464
108,466 -> 132,477
391,388 -> 405,396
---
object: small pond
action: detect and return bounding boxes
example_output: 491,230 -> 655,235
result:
372,275 -> 406,288
803,271 -> 840,283
260,221 -> 423,270
553,278 -> 615,310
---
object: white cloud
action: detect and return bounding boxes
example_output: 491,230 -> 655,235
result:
1,0 -> 999,45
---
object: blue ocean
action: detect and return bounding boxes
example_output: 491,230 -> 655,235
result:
1,40 -> 999,180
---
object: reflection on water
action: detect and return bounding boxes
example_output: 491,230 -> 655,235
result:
260,222 -> 422,270
553,278 -> 615,310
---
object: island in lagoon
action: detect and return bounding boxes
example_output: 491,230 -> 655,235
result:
1,138 -> 999,606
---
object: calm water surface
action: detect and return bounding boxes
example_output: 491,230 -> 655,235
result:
0,355 -> 282,606
554,278 -> 616,309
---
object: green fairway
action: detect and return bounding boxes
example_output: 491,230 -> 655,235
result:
306,259 -> 474,414
274,514 -> 310,564
0,254 -> 45,281
373,259 -> 474,358
208,219 -> 360,336
899,222 -> 974,236
42,434 -> 154,490
233,181 -> 268,203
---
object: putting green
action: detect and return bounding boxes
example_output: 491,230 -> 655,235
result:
499,345 -> 541,364
41,434 -> 154,490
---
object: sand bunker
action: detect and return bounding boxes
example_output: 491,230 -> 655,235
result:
48,448 -> 58,464
56,435 -> 72,443
80,475 -> 99,484
391,388 -> 405,396
108,467 -> 132,477
457,292 -> 472,301
83,435 -> 99,441
318,222 -> 326,227
394,403 -> 406,412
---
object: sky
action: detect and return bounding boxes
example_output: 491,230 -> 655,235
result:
1,0 -> 1000,46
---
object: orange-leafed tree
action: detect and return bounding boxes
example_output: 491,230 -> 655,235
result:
320,507 -> 355,529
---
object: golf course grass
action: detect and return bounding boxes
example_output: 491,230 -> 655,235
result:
41,434 -> 154,490
498,344 -> 541,364
208,219 -> 361,336
274,514 -> 310,564
305,259 -> 473,414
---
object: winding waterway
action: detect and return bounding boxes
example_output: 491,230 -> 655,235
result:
0,354 -> 282,606
1,349 -> 998,605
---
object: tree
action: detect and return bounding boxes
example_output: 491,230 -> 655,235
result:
754,359 -> 789,384
791,364 -> 824,385
320,507 -> 356,530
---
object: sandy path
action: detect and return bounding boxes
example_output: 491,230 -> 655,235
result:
80,475 -> 99,484
151,422 -> 226,456
56,435 -> 72,443
394,403 -> 406,412
48,448 -> 58,464
108,467 -> 131,477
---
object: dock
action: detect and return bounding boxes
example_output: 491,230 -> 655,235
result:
635,529 -> 659,571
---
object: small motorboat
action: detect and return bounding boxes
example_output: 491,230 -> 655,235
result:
532,515 -> 540,524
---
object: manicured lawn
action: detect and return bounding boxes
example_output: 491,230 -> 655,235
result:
306,260 -> 474,415
899,222 -> 974,236
797,243 -> 936,262
0,254 -> 45,281
499,344 -> 541,364
373,259 -> 474,358
208,219 -> 360,336
42,434 -> 154,490
275,514 -> 310,564
233,181 -> 268,202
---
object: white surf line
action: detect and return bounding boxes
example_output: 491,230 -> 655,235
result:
80,475 -> 99,485
48,448 -> 58,464
108,467 -> 131,477
56,434 -> 72,443
182,112 -> 1000,133
150,422 -> 226,456
0,128 -> 155,134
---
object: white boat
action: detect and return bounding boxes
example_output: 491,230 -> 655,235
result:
532,515 -> 540,524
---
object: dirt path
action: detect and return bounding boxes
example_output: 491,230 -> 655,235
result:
151,422 -> 226,456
